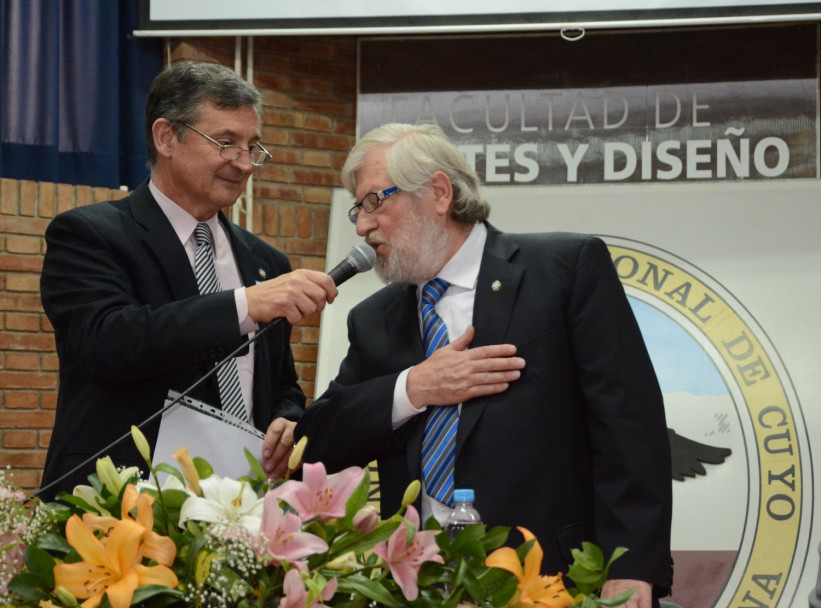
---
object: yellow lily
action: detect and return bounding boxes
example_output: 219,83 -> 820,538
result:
288,435 -> 308,472
130,425 -> 152,464
54,514 -> 177,608
402,479 -> 421,508
172,446 -> 201,495
486,527 -> 574,608
82,485 -> 176,566
96,456 -> 126,497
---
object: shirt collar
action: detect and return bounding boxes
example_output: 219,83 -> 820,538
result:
149,179 -> 220,246
434,222 -> 487,291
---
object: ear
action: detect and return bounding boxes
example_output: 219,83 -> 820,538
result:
152,118 -> 177,160
429,171 -> 454,217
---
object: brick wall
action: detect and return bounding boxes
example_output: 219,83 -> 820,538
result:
0,35 -> 358,495
0,181 -> 131,492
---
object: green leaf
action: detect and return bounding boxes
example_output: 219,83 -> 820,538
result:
449,554 -> 468,590
602,546 -> 629,580
33,532 -> 71,554
24,546 -> 56,590
7,572 -> 50,602
242,446 -> 269,489
193,456 -> 213,480
481,525 -> 510,551
329,519 -> 399,557
576,594 -> 601,608
341,469 -> 371,526
451,523 -> 485,543
567,567 -> 602,586
570,543 -> 603,572
607,546 -> 629,565
154,463 -> 186,486
489,576 -> 519,607
598,589 -> 636,606
461,566 -> 489,600
54,493 -> 105,515
131,584 -> 187,604
416,561 -> 446,589
567,543 -> 629,597
336,574 -> 403,608
582,542 -> 604,564
182,531 -> 212,582
159,488 -> 192,509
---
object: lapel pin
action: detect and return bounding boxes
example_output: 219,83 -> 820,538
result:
259,268 -> 267,279
491,280 -> 501,292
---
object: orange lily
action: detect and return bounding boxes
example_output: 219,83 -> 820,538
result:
486,527 -> 574,608
82,484 -> 176,566
54,514 -> 177,608
173,446 -> 201,495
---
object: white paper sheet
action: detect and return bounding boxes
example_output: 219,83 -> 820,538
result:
153,391 -> 265,480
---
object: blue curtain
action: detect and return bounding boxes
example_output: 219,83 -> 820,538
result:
0,0 -> 162,189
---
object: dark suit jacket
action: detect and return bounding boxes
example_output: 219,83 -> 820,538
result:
40,181 -> 305,498
296,224 -> 673,595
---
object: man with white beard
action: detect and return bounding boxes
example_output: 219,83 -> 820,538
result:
295,123 -> 673,608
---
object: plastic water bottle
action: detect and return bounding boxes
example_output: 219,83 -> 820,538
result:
445,488 -> 483,540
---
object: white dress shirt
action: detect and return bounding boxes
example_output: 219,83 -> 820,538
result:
149,180 -> 256,419
390,222 -> 487,524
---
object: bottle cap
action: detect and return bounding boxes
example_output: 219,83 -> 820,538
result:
453,488 -> 475,502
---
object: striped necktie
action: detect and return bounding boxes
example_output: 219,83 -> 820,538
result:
419,278 -> 459,507
193,222 -> 248,421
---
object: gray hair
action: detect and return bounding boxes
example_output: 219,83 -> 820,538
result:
144,61 -> 262,167
341,123 -> 489,225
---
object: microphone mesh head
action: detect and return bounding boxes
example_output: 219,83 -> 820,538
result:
348,244 -> 377,272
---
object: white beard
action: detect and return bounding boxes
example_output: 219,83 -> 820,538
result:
373,206 -> 453,285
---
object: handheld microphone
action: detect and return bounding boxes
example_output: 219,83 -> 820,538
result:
328,244 -> 376,286
31,245 -> 377,502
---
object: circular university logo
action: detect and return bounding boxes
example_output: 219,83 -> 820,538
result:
606,237 -> 813,607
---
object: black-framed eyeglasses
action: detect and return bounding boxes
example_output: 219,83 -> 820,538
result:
181,122 -> 272,167
348,186 -> 401,223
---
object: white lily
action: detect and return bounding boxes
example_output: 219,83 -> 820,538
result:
72,484 -> 113,516
73,464 -> 142,515
135,473 -> 189,495
178,475 -> 264,534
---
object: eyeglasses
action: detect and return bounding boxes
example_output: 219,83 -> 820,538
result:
181,122 -> 272,167
348,186 -> 401,223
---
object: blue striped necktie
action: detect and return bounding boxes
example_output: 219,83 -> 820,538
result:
419,278 -> 459,507
194,223 -> 248,421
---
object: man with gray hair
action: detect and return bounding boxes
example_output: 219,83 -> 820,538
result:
296,123 -> 673,608
40,61 -> 336,497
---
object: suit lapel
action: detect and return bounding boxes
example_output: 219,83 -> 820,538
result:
219,214 -> 267,288
130,183 -> 199,300
385,284 -> 425,369
457,226 -> 524,449
404,226 -> 526,471
384,285 -> 430,478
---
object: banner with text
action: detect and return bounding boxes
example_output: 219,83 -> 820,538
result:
357,26 -> 818,185
359,80 -> 816,184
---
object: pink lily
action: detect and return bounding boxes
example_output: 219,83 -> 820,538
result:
352,505 -> 380,534
279,568 -> 338,608
260,492 -> 329,567
268,462 -> 364,522
372,505 -> 443,601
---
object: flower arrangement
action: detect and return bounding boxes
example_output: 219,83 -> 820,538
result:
1,427 -> 633,608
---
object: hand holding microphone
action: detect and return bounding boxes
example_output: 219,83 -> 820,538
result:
33,244 -> 377,500
247,244 -> 376,325
255,243 -> 375,479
